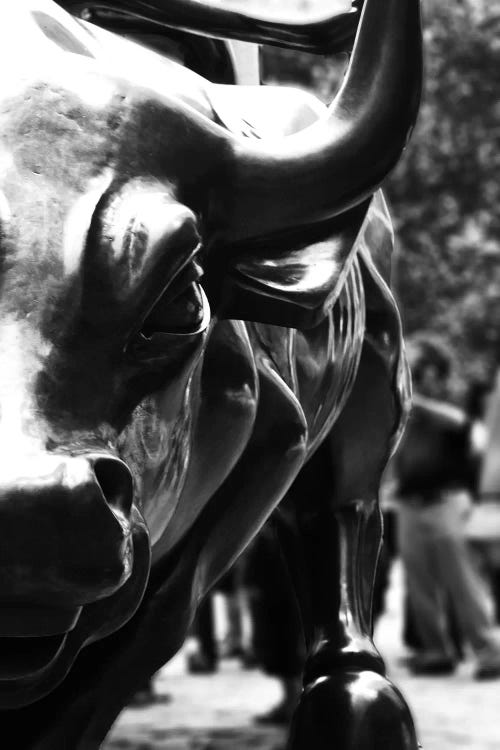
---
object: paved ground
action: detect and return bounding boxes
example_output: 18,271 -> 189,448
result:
106,563 -> 500,750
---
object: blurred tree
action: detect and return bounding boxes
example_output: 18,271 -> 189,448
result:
261,0 -> 500,393
388,0 -> 500,389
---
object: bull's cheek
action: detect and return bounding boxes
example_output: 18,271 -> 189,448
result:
119,339 -> 207,540
139,390 -> 194,544
117,390 -> 193,544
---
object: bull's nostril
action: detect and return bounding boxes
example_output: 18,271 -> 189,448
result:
92,457 -> 133,517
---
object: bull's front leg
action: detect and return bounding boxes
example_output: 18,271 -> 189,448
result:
288,340 -> 419,750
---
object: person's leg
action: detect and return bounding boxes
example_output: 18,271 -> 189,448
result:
217,567 -> 245,659
187,595 -> 218,673
479,544 -> 500,624
431,493 -> 500,677
397,503 -> 456,667
492,567 -> 500,624
402,592 -> 423,652
248,520 -> 305,725
223,591 -> 245,658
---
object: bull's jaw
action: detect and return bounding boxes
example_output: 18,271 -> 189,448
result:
0,505 -> 150,709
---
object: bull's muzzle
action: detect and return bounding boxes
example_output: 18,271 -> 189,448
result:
0,453 -> 134,636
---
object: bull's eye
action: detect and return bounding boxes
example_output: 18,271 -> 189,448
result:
128,260 -> 210,361
141,261 -> 205,337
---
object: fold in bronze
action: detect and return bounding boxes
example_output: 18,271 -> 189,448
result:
0,1 -> 421,747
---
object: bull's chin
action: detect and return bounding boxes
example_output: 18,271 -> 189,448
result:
0,506 -> 151,709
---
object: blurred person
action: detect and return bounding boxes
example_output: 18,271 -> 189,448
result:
244,510 -> 306,726
187,563 -> 253,674
393,334 -> 500,678
187,596 -> 218,674
374,474 -> 403,624
466,374 -> 500,623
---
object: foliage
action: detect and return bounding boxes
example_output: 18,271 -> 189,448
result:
388,0 -> 500,388
262,0 -> 500,392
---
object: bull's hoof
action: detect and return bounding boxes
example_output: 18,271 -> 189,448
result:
288,671 -> 419,750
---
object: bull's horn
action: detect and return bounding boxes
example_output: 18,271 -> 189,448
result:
64,0 -> 421,243
61,0 -> 361,54
210,0 -> 422,243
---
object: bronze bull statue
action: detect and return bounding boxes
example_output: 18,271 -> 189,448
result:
0,0 -> 422,747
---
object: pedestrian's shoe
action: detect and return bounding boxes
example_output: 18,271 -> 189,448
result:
254,699 -> 295,726
241,650 -> 258,669
474,663 -> 500,680
397,651 -> 422,668
220,643 -> 245,659
406,653 -> 456,676
128,689 -> 172,708
474,649 -> 500,680
186,651 -> 218,674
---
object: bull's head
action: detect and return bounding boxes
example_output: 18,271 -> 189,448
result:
0,0 -> 421,707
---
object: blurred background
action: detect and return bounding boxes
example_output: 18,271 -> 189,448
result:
105,0 -> 500,748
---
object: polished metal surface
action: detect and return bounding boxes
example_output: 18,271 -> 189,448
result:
0,0 -> 421,746
62,0 -> 361,53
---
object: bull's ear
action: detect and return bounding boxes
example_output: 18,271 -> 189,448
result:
205,190 -> 394,330
204,199 -> 371,330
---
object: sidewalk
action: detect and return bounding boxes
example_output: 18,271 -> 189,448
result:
106,562 -> 500,750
